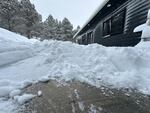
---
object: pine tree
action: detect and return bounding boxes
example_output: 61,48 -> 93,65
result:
44,15 -> 57,39
61,18 -> 73,41
55,21 -> 64,40
0,0 -> 75,41
0,0 -> 20,31
19,0 -> 41,38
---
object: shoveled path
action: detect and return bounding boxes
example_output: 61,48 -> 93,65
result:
20,80 -> 150,113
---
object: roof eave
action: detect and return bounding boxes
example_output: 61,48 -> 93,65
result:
73,0 -> 109,39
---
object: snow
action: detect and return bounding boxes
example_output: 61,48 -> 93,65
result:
9,90 -> 21,98
0,86 -> 15,97
0,99 -> 18,113
19,80 -> 33,89
88,104 -> 101,113
14,94 -> 36,105
38,76 -> 50,83
134,24 -> 150,38
0,27 -> 150,112
74,89 -> 85,111
134,9 -> 150,38
37,91 -> 42,97
0,28 -> 35,44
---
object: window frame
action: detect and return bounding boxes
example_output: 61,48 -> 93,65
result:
111,10 -> 126,35
102,9 -> 126,37
87,31 -> 93,44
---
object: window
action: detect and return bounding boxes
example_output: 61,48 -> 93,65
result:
103,10 -> 125,37
103,20 -> 111,36
111,11 -> 125,35
82,35 -> 87,45
87,31 -> 93,44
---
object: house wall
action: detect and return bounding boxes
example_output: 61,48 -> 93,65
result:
77,0 -> 150,46
125,0 -> 150,33
94,1 -> 128,44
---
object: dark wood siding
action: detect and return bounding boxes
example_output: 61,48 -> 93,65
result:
76,0 -> 150,46
125,0 -> 150,33
94,1 -> 128,44
94,22 -> 103,43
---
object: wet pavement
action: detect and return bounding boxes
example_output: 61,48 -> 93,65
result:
20,80 -> 150,113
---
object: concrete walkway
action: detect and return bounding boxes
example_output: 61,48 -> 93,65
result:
20,81 -> 150,113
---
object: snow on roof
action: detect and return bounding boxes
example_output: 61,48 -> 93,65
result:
73,0 -> 109,38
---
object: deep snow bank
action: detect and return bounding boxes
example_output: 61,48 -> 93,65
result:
0,98 -> 18,113
0,28 -> 38,67
38,41 -> 150,94
0,28 -> 150,112
0,28 -> 150,96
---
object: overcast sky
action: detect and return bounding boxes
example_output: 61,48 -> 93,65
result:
31,0 -> 104,28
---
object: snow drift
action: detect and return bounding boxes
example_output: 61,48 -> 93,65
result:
0,28 -> 150,95
0,28 -> 150,112
134,9 -> 150,38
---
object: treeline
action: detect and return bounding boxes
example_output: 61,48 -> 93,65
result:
0,0 -> 80,41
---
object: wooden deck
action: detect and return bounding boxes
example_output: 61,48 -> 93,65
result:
20,80 -> 150,113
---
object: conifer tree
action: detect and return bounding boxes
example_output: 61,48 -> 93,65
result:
0,0 -> 20,31
61,18 -> 73,41
19,0 -> 41,38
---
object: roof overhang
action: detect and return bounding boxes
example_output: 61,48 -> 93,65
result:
73,0 -> 109,39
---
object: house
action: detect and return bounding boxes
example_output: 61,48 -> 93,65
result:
74,0 -> 150,46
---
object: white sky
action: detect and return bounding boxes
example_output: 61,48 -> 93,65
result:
31,0 -> 104,28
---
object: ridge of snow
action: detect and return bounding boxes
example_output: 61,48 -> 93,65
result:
14,94 -> 36,105
0,28 -> 150,95
0,28 -> 150,112
0,28 -> 35,43
9,90 -> 21,98
38,76 -> 50,83
134,9 -> 150,38
0,99 -> 18,113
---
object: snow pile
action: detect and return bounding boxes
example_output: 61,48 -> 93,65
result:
0,86 -> 15,97
134,24 -> 150,38
88,104 -> 102,113
9,90 -> 21,98
0,99 -> 18,113
39,41 -> 150,94
0,28 -> 30,43
0,28 -> 150,112
14,94 -> 36,105
0,28 -> 36,67
0,28 -> 150,95
37,91 -> 42,97
134,9 -> 150,38
38,76 -> 50,83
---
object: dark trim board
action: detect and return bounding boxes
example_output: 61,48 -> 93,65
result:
74,0 -> 150,47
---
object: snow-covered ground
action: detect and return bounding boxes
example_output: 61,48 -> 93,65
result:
0,28 -> 150,112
